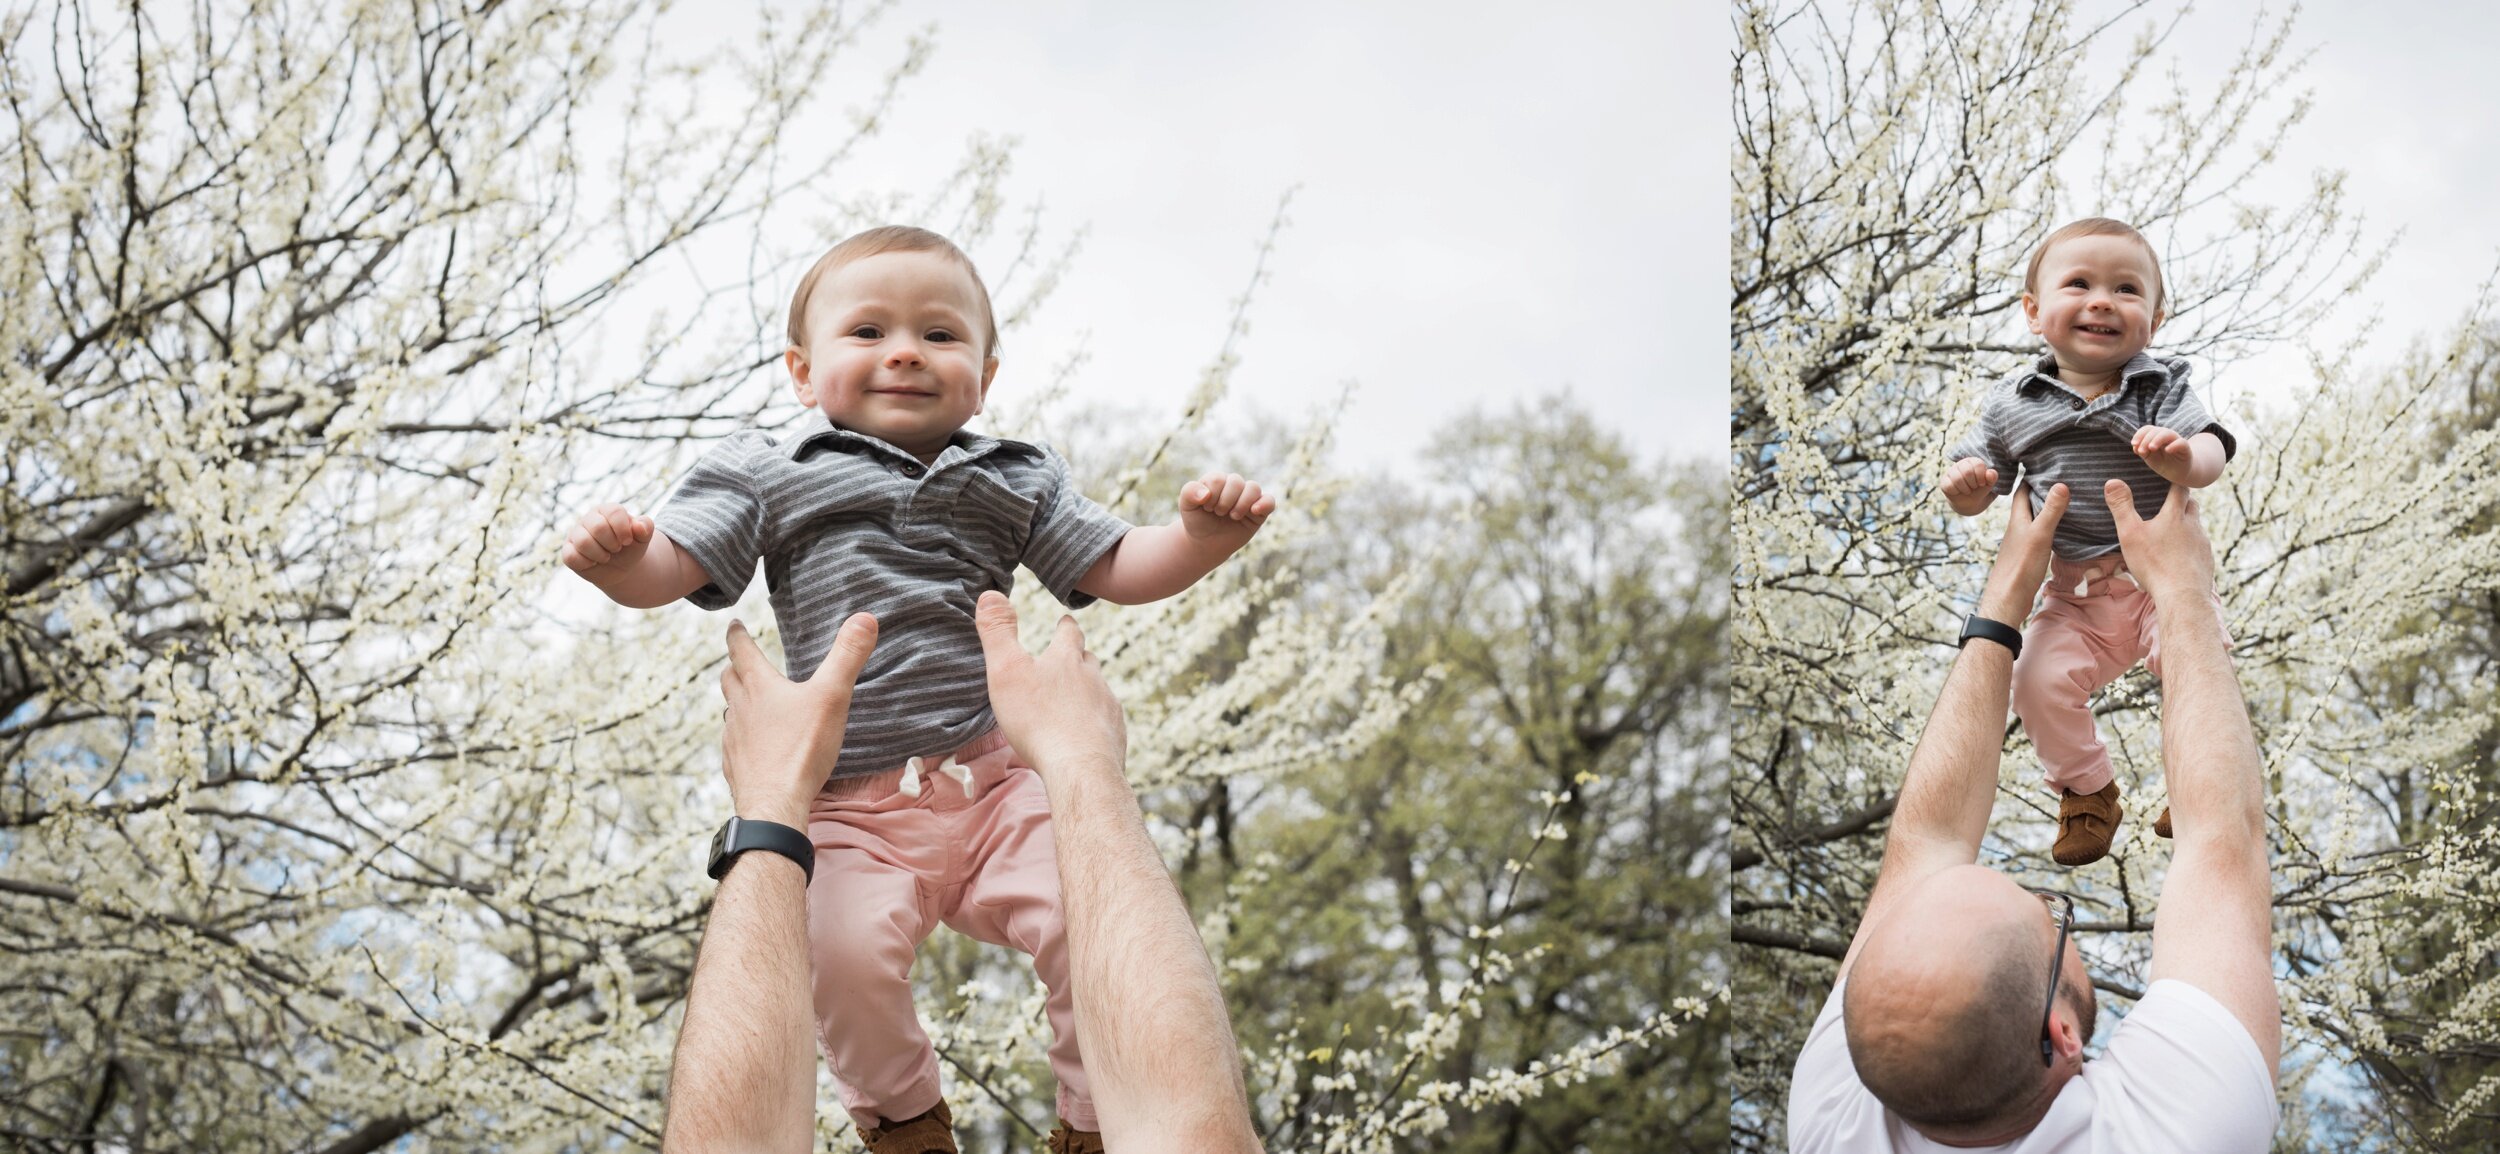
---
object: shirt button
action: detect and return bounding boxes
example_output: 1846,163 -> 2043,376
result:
900,463 -> 922,478
2070,398 -> 2084,410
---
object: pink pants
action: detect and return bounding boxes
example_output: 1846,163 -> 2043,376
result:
804,729 -> 1095,1132
2011,553 -> 2227,795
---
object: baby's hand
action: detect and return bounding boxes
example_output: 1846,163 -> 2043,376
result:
563,503 -> 655,574
1940,457 -> 1998,513
1177,472 -> 1276,542
2132,425 -> 2195,484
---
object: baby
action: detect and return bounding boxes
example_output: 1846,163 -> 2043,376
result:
1939,217 -> 2235,868
562,226 -> 1274,1152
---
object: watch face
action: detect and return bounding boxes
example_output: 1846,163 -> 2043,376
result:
707,817 -> 737,879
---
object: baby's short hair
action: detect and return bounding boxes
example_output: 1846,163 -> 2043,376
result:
785,225 -> 1000,357
2025,217 -> 2165,315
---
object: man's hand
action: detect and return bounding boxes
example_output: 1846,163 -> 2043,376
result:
1177,472 -> 1276,543
973,592 -> 1126,775
1976,482 -> 2069,626
719,613 -> 878,826
563,503 -> 654,574
2131,425 -> 2197,487
1940,458 -> 1999,516
2104,478 -> 2216,609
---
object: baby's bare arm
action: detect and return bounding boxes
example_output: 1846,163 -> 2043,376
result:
1940,457 -> 1999,517
563,504 -> 713,609
1076,473 -> 1274,605
2132,427 -> 2228,489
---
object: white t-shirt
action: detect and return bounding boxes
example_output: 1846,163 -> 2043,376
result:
1786,978 -> 2277,1153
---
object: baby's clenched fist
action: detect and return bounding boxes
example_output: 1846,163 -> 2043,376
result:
1940,457 -> 1999,503
1177,472 -> 1276,540
563,503 -> 654,573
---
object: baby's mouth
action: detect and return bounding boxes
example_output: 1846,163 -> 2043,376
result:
2076,323 -> 2121,337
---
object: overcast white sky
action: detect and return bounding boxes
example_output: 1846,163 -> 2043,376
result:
2109,0 -> 2500,424
671,1 -> 1717,478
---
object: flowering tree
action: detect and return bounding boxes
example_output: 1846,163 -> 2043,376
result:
1732,0 -> 2500,1149
0,1 -> 1713,1150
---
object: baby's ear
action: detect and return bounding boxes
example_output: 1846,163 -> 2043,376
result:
975,355 -> 999,415
2021,292 -> 2044,334
2149,307 -> 2166,335
785,347 -> 817,408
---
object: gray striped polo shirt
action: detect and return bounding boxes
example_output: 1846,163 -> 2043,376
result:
1947,352 -> 2236,561
654,409 -> 1132,777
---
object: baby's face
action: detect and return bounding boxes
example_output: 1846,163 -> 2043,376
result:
2024,234 -> 2163,377
787,250 -> 996,463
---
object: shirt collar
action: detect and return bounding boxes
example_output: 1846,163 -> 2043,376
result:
2015,351 -> 2170,397
775,407 -> 1031,466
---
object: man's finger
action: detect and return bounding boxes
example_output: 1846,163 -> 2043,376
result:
1050,613 -> 1087,659
974,590 -> 1026,666
2105,478 -> 2141,531
2032,482 -> 2070,533
811,612 -> 878,689
2160,472 -> 2191,520
726,619 -> 770,678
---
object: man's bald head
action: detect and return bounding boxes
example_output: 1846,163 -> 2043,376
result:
1843,865 -> 2094,1133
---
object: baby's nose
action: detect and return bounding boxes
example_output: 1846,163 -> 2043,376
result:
885,342 -> 924,367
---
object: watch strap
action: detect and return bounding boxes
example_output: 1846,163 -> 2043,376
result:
1959,614 -> 2024,660
708,816 -> 814,884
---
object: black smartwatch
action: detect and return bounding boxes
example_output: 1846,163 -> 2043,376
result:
707,816 -> 814,883
1958,614 -> 2023,660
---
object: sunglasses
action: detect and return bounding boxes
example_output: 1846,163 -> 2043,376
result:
2020,886 -> 2075,1067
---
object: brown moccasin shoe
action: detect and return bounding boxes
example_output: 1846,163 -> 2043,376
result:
859,1099 -> 956,1154
2153,805 -> 2173,839
1046,1118 -> 1105,1154
2052,781 -> 2124,867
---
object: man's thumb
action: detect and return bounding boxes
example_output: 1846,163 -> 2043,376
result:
975,591 -> 1024,663
812,612 -> 879,686
2104,479 -> 2139,529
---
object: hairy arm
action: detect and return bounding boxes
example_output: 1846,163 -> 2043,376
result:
974,593 -> 1263,1151
661,852 -> 815,1154
660,615 -> 878,1152
1840,483 -> 2068,982
2115,479 -> 2282,1076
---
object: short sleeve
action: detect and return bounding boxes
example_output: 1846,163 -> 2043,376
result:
2149,360 -> 2237,461
2091,979 -> 2278,1152
651,433 -> 773,611
1945,384 -> 2019,498
1019,446 -> 1132,610
1786,982 -> 1886,1153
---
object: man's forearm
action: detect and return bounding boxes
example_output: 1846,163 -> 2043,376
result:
661,855 -> 816,1154
1075,524 -> 1243,606
1036,754 -> 1262,1152
2154,597 -> 2264,846
1889,622 -> 2017,864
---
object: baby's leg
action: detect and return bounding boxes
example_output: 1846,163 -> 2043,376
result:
2012,591 -> 2148,795
939,758 -> 1097,1133
808,812 -> 945,1133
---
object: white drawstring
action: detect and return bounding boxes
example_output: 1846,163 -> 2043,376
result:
898,754 -> 973,799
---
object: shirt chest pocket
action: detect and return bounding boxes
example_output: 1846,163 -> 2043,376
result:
945,470 -> 1038,570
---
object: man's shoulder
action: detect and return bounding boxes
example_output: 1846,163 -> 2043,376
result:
2078,980 -> 2278,1152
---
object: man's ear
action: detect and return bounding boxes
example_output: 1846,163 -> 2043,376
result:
2022,292 -> 2044,335
786,347 -> 816,408
975,355 -> 999,415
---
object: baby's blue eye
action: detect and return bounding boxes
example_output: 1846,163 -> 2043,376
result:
850,325 -> 882,339
927,330 -> 956,343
